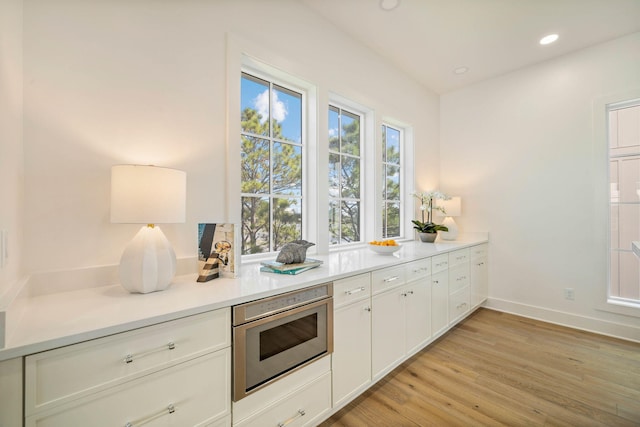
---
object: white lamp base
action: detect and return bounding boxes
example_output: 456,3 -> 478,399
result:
119,225 -> 177,293
439,217 -> 459,241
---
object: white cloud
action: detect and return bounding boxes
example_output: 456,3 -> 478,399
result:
254,90 -> 287,123
329,128 -> 338,137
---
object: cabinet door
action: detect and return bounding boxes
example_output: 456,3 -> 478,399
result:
431,270 -> 449,337
332,299 -> 372,407
471,255 -> 488,307
371,289 -> 405,379
0,358 -> 22,427
404,279 -> 431,355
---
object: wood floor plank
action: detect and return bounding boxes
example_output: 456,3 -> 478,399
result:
320,308 -> 640,427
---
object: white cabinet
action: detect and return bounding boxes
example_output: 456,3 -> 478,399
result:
431,269 -> 449,337
471,244 -> 489,308
404,258 -> 432,355
448,248 -> 471,324
0,357 -> 23,427
235,372 -> 331,427
431,252 -> 450,338
404,279 -> 432,355
233,356 -> 331,427
371,259 -> 431,379
26,350 -> 230,427
25,309 -> 231,427
332,274 -> 372,408
371,284 -> 406,378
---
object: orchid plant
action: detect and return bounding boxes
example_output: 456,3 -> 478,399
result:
410,190 -> 451,234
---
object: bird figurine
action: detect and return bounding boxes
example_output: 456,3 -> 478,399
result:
275,240 -> 315,264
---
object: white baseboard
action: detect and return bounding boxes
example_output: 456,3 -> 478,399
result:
485,298 -> 640,343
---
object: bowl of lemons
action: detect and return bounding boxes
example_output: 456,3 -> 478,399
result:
368,239 -> 401,255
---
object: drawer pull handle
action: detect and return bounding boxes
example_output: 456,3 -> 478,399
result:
477,262 -> 485,266
384,276 -> 399,283
124,342 -> 176,364
346,287 -> 365,295
124,403 -> 176,427
456,276 -> 467,281
433,280 -> 439,284
412,267 -> 429,273
364,306 -> 371,312
401,290 -> 414,297
278,409 -> 306,427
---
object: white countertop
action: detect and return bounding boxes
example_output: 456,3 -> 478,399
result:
0,235 -> 487,361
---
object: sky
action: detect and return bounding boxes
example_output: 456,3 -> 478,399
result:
241,75 -> 302,143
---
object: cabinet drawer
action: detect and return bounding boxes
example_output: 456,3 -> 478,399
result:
26,349 -> 231,427
235,372 -> 331,427
470,243 -> 488,260
431,254 -> 449,274
233,357 -> 330,421
333,273 -> 371,308
449,264 -> 470,294
449,248 -> 470,267
449,287 -> 470,324
371,265 -> 406,294
404,258 -> 431,282
26,309 -> 230,415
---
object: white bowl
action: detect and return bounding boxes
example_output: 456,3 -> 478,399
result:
368,243 -> 401,255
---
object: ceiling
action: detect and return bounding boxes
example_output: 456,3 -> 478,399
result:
301,0 -> 640,94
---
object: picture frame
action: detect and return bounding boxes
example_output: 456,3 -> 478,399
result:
197,223 -> 240,281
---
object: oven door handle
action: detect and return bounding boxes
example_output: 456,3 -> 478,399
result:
277,409 -> 306,427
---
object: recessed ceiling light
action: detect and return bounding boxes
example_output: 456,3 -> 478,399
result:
453,67 -> 469,75
380,0 -> 400,11
539,34 -> 559,45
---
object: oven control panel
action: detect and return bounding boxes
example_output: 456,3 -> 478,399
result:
233,282 -> 333,325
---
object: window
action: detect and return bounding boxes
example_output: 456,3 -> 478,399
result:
381,124 -> 402,238
235,58 -> 412,255
328,105 -> 362,245
240,72 -> 303,255
608,101 -> 640,303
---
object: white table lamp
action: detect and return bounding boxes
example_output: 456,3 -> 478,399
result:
438,196 -> 461,241
111,165 -> 186,293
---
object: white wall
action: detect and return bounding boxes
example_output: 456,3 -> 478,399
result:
441,32 -> 640,340
21,0 -> 439,275
0,0 -> 24,298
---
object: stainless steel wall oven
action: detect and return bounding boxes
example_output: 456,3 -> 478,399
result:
232,282 -> 333,401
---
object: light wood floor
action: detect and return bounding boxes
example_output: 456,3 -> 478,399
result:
319,308 -> 640,427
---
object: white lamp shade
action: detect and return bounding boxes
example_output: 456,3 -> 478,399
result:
111,165 -> 186,224
438,196 -> 461,217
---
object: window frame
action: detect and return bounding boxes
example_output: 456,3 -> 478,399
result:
606,98 -> 640,308
328,103 -> 365,247
592,89 -> 640,319
381,122 -> 404,240
237,59 -> 317,261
